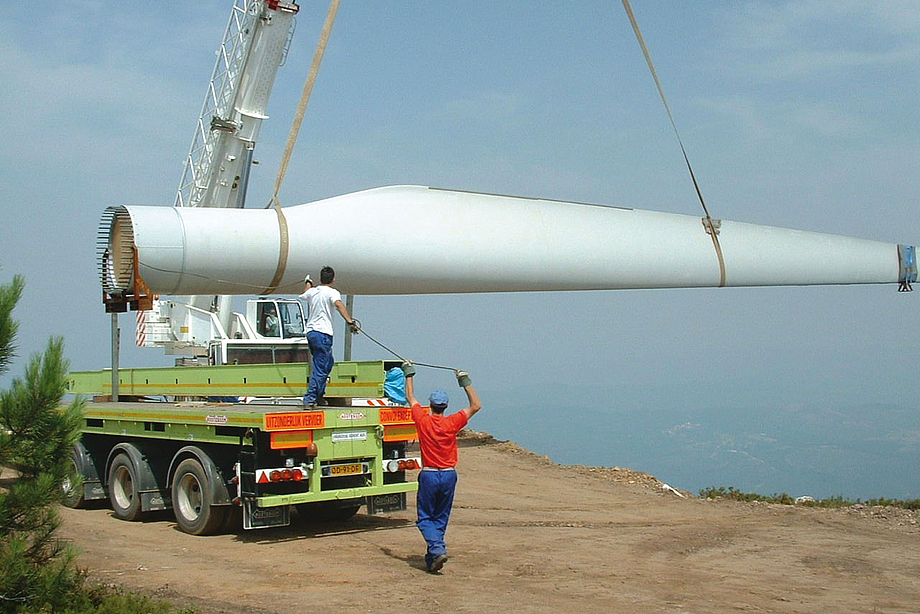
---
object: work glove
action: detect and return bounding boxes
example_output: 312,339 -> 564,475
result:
303,275 -> 313,285
401,362 -> 417,378
456,370 -> 471,388
348,321 -> 360,334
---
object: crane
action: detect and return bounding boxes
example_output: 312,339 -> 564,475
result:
103,0 -> 308,365
175,0 -> 299,211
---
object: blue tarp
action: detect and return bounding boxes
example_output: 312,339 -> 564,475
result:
384,367 -> 407,405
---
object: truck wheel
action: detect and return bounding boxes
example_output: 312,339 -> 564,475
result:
172,458 -> 227,535
108,454 -> 142,520
61,453 -> 86,509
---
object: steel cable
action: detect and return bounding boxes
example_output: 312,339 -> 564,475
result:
126,270 -> 460,371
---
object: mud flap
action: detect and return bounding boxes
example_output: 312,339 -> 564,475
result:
243,501 -> 290,530
366,492 -> 406,514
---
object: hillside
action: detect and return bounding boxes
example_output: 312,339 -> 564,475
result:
57,431 -> 920,613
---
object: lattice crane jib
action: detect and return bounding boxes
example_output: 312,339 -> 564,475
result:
175,0 -> 298,211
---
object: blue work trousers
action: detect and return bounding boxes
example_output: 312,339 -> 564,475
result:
304,331 -> 333,405
416,469 -> 458,567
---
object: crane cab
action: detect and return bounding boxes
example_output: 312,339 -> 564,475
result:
247,298 -> 307,340
206,298 -> 310,366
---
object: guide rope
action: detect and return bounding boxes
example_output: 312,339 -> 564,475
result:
136,261 -> 305,294
351,319 -> 458,373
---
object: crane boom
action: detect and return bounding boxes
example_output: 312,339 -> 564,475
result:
175,0 -> 298,210
139,0 -> 300,357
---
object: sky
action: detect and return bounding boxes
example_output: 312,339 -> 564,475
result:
2,1 -> 919,499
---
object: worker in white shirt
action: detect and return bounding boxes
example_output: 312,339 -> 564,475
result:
299,266 -> 358,408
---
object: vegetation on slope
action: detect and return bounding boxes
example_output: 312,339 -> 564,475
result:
0,273 -> 193,613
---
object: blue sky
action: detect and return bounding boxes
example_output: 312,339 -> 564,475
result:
2,1 -> 919,498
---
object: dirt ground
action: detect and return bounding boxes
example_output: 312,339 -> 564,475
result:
58,431 -> 920,613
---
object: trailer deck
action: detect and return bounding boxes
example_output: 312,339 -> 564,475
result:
64,360 -> 420,533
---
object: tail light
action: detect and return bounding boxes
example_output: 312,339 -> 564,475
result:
384,457 -> 422,472
265,468 -> 307,482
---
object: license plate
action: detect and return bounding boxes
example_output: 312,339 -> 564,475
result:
329,463 -> 363,476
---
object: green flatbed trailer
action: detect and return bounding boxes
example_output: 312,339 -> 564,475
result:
63,361 -> 421,535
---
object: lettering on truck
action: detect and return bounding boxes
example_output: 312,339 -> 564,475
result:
263,411 -> 325,431
379,408 -> 413,424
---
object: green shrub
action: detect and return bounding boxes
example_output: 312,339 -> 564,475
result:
699,486 -> 920,510
0,275 -> 86,612
60,585 -> 197,614
0,275 -> 193,613
697,486 -> 793,504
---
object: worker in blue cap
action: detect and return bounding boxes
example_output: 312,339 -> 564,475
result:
402,363 -> 482,573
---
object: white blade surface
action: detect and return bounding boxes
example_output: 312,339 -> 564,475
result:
104,185 -> 914,296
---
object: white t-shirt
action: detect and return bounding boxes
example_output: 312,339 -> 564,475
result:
299,285 -> 342,336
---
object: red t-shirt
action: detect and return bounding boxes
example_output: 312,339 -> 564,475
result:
411,403 -> 469,468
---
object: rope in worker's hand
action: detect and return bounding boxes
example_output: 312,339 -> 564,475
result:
350,318 -> 458,372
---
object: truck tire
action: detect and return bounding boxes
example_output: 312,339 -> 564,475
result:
61,453 -> 86,509
172,458 -> 227,535
108,453 -> 143,520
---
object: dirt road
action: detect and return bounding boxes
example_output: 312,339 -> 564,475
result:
58,432 -> 920,613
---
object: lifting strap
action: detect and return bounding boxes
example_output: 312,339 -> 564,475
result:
621,0 -> 726,287
263,0 -> 342,295
898,244 -> 916,292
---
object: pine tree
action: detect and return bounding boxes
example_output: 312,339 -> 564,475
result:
0,275 -> 87,612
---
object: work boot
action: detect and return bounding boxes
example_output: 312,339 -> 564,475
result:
427,554 -> 448,573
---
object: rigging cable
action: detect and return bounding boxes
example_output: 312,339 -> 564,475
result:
130,264 -> 461,371
620,0 -> 726,287
136,261 -> 305,294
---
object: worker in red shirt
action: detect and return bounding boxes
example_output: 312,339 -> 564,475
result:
402,362 -> 482,573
